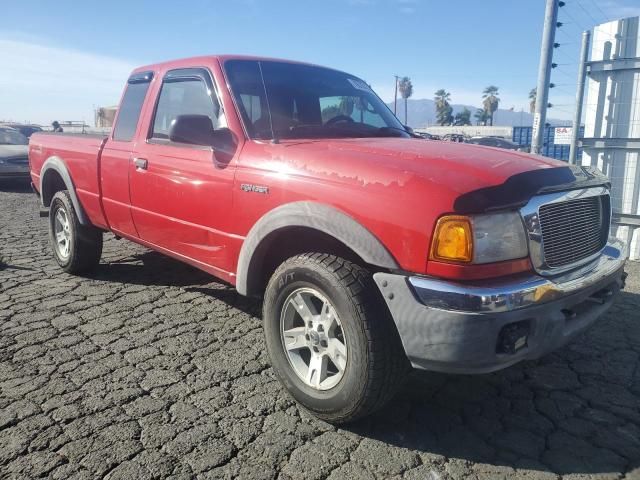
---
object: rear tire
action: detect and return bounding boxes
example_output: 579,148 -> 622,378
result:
49,190 -> 102,274
263,253 -> 408,424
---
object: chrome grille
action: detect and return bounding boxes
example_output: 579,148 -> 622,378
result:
538,195 -> 609,268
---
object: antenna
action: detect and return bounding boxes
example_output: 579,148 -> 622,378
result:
258,62 -> 278,144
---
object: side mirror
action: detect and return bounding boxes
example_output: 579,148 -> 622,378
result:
169,114 -> 214,146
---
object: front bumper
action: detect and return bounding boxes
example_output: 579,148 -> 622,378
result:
373,238 -> 627,374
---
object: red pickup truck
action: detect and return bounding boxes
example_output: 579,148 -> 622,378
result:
29,55 -> 627,423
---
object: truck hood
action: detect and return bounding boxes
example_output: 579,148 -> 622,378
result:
280,137 -> 606,213
283,137 -> 560,191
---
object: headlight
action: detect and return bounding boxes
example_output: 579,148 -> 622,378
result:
430,212 -> 528,264
472,212 -> 528,263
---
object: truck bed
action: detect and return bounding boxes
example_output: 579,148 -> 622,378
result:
29,132 -> 108,228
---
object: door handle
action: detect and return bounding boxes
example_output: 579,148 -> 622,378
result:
133,158 -> 148,170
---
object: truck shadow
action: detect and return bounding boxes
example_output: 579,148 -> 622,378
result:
90,250 -> 261,317
346,289 -> 640,476
90,249 -> 640,476
185,285 -> 262,317
89,251 -> 214,288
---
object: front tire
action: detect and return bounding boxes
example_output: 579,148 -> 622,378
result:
263,253 -> 407,423
49,190 -> 102,274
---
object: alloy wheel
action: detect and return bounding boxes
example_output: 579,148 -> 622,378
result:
280,287 -> 348,390
53,207 -> 71,259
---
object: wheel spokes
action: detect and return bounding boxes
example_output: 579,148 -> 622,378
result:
281,287 -> 348,391
321,300 -> 332,319
53,208 -> 71,258
283,326 -> 307,351
55,210 -> 66,228
306,354 -> 328,387
327,338 -> 347,372
291,292 -> 318,321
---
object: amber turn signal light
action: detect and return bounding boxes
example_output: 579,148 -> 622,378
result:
430,215 -> 473,263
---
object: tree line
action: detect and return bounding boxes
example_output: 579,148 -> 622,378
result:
433,86 -> 500,126
397,78 -> 540,127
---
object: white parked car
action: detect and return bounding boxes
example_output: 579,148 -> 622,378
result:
0,127 -> 30,180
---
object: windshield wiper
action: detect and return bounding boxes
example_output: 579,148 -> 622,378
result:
376,126 -> 411,138
285,124 -> 371,139
288,124 -> 323,131
277,123 -> 409,140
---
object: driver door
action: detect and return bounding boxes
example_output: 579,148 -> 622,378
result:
129,67 -> 238,276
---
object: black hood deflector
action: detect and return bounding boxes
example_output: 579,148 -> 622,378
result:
453,165 -> 610,214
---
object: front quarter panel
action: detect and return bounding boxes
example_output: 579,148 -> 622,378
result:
231,140 -> 446,275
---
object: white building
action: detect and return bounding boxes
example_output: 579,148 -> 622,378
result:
581,16 -> 640,259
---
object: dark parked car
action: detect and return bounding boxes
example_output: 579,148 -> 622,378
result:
0,127 -> 30,179
467,136 -> 523,151
1,123 -> 43,138
442,133 -> 466,143
416,132 -> 440,140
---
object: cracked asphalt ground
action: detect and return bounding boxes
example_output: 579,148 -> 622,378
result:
1,182 -> 640,480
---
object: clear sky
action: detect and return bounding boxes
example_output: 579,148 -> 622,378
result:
1,0 -> 639,125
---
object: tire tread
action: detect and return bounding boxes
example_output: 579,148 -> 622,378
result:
268,252 -> 408,423
50,190 -> 102,274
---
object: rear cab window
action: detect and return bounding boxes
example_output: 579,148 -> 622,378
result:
149,68 -> 226,143
112,71 -> 153,142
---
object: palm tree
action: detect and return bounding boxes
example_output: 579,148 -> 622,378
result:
529,88 -> 537,114
434,89 -> 451,107
398,77 -> 413,125
434,89 -> 453,126
474,108 -> 488,126
482,86 -> 500,126
454,107 -> 472,126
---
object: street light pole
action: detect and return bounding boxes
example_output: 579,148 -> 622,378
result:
393,75 -> 400,116
394,75 -> 399,115
569,30 -> 591,165
532,0 -> 560,155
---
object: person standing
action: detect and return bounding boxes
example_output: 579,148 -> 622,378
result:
51,121 -> 64,133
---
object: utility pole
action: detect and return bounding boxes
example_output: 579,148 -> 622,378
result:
569,30 -> 590,164
532,0 -> 560,155
394,75 -> 399,115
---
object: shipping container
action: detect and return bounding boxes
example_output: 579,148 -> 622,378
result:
512,126 -> 583,161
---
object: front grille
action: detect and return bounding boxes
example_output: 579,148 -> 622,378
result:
539,195 -> 609,268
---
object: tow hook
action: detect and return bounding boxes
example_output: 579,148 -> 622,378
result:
496,320 -> 531,355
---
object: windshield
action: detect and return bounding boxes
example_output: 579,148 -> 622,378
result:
225,60 -> 409,140
0,128 -> 28,145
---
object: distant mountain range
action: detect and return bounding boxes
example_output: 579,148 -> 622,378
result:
386,99 -> 571,128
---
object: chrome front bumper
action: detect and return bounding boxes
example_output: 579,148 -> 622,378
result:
408,238 -> 626,314
373,238 -> 627,374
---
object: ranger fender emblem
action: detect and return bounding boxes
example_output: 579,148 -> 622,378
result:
240,183 -> 269,194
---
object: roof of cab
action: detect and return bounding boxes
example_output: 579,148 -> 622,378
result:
131,54 -> 322,76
